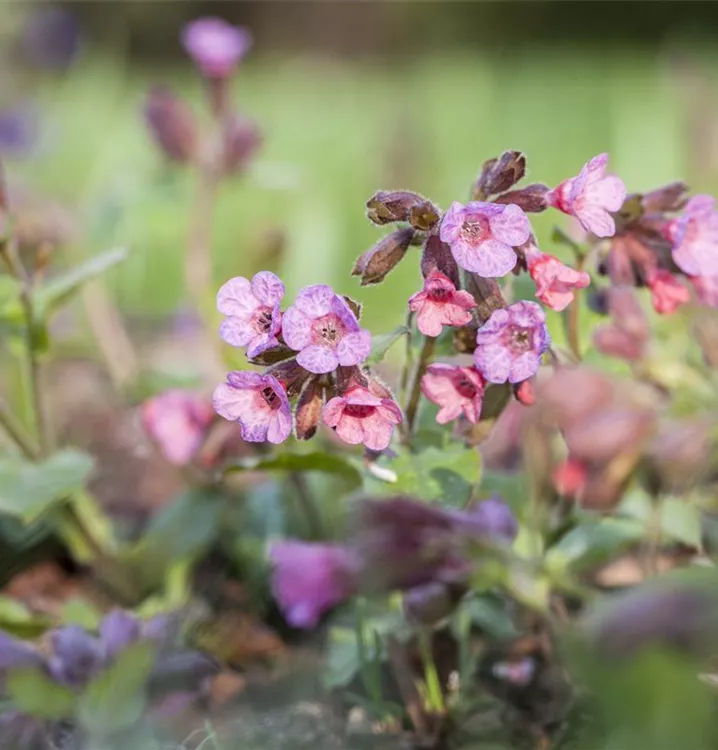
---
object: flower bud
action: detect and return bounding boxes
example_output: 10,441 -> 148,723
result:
295,379 -> 324,440
513,380 -> 535,406
366,190 -> 426,225
408,200 -> 441,231
421,234 -> 461,288
352,227 -> 414,285
641,182 -> 689,214
492,183 -> 550,213
268,358 -> 312,398
472,151 -> 526,200
144,86 -> 197,164
222,115 -> 262,175
552,457 -> 588,496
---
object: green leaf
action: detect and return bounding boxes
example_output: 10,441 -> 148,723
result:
7,667 -> 77,719
660,500 -> 702,548
0,596 -> 51,637
0,449 -> 94,522
454,594 -> 518,640
324,626 -> 364,689
62,598 -> 103,630
0,275 -> 19,310
366,325 -> 409,365
78,640 -> 157,735
226,451 -> 363,488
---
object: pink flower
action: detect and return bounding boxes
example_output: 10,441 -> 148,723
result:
142,390 -> 213,466
666,194 -> 718,277
282,285 -> 371,374
269,541 -> 358,628
217,271 -> 284,358
181,18 -> 252,79
546,153 -> 626,238
646,269 -> 690,315
524,243 -> 590,312
473,301 -> 551,384
439,201 -> 531,277
408,271 -> 476,337
323,385 -> 402,451
213,371 -> 292,444
690,273 -> 718,307
421,364 -> 485,424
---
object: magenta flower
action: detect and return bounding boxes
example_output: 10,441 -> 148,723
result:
269,541 -> 358,628
439,201 -> 531,277
323,386 -> 402,451
690,273 -> 718,307
646,269 -> 690,315
142,390 -> 214,465
282,285 -> 371,374
666,194 -> 718,277
473,301 -> 550,384
408,271 -> 476,337
546,153 -> 626,238
524,243 -> 590,312
182,18 -> 252,79
217,271 -> 284,358
421,364 -> 485,424
213,371 -> 292,444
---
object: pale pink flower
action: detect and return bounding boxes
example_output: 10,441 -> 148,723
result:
524,243 -> 590,311
142,390 -> 213,465
646,269 -> 689,315
546,153 -> 626,238
690,273 -> 718,307
421,364 -> 485,424
666,194 -> 718,277
213,371 -> 292,444
439,201 -> 531,277
323,385 -> 402,451
181,18 -> 252,79
217,271 -> 284,358
282,285 -> 371,374
408,271 -> 476,337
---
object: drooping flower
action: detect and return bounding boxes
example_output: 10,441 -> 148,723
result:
646,269 -> 690,315
213,371 -> 292,444
690,273 -> 718,307
269,541 -> 358,628
142,390 -> 214,466
421,364 -> 485,424
408,271 -> 476,337
217,271 -> 284,358
181,18 -> 252,79
473,301 -> 551,384
546,153 -> 626,238
524,243 -> 590,311
282,285 -> 371,374
439,201 -> 531,277
323,385 -> 402,451
666,194 -> 718,277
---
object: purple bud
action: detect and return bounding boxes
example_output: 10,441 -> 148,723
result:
352,227 -> 414,286
295,379 -> 324,441
472,151 -> 526,200
0,631 -> 43,671
459,496 -> 518,543
144,86 -> 197,164
421,234 -> 461,288
49,625 -> 102,687
492,184 -> 550,213
222,115 -> 262,175
409,200 -> 441,232
100,610 -> 140,660
366,190 -> 427,225
641,182 -> 689,214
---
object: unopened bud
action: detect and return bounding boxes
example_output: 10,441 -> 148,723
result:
641,182 -> 689,214
269,358 -> 312,398
366,190 -> 426,225
295,380 -> 324,440
421,234 -> 460,287
472,151 -> 526,200
513,380 -> 535,406
222,115 -> 262,175
352,227 -> 414,285
552,457 -> 588,496
493,183 -> 549,213
144,86 -> 197,164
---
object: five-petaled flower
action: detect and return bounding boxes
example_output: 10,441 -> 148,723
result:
421,364 -> 485,424
282,285 -> 372,374
439,201 -> 531,277
524,243 -> 590,311
546,153 -> 626,238
213,371 -> 292,444
646,269 -> 690,315
217,271 -> 284,359
666,194 -> 718,277
408,271 -> 476,337
182,17 -> 252,79
473,301 -> 551,384
323,385 -> 402,451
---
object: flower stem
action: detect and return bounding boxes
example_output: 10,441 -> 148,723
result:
567,256 -> 586,361
290,471 -> 324,540
419,631 -> 445,715
0,397 -> 40,459
404,335 -> 435,439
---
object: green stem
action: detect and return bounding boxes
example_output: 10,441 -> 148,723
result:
290,472 -> 324,540
419,631 -> 445,715
0,397 -> 40,459
567,255 -> 586,361
404,335 -> 435,439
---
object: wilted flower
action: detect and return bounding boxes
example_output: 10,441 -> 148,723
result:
323,385 -> 402,451
269,541 -> 358,628
472,151 -> 526,199
217,271 -> 284,358
439,201 -> 531,277
421,363 -> 485,424
473,301 -> 551,384
523,243 -> 590,311
352,227 -> 414,286
408,271 -> 476,337
666,194 -> 718,277
546,153 -> 626,237
213,371 -> 292,444
144,86 -> 197,164
645,269 -> 690,315
282,285 -> 371,374
366,190 -> 428,225
142,390 -> 214,466
182,18 -> 252,79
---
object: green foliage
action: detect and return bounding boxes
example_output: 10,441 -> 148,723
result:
366,325 -> 409,365
6,667 -> 77,719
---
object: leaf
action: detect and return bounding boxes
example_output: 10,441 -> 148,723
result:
366,325 -> 409,365
6,667 -> 77,719
78,640 -> 157,735
226,451 -> 362,488
324,627 -> 364,689
0,450 -> 94,522
455,594 -> 518,640
0,596 -> 51,637
0,275 -> 19,310
660,500 -> 702,549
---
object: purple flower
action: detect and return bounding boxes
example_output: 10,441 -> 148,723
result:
269,541 -> 358,628
0,103 -> 38,158
48,625 -> 102,687
99,610 -> 140,660
439,201 -> 531,277
213,371 -> 292,444
666,195 -> 718,277
217,271 -> 284,358
0,631 -> 43,671
421,364 -> 485,425
459,496 -> 518,543
182,18 -> 252,79
282,285 -> 371,374
408,270 -> 476,337
473,301 -> 550,384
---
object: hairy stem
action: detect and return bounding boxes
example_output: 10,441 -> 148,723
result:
404,335 -> 435,439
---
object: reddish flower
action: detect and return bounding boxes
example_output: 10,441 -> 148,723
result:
552,457 -> 588,496
524,243 -> 590,311
408,271 -> 476,337
646,269 -> 690,315
666,194 -> 718,277
421,364 -> 485,424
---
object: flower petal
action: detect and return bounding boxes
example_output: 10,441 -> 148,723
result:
297,344 -> 339,374
251,271 -> 285,305
281,306 -> 313,350
488,204 -> 531,247
337,330 -> 372,366
216,276 -> 255,316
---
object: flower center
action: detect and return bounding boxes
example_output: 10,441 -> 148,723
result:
460,217 -> 489,244
261,386 -> 282,411
343,404 -> 376,419
428,286 -> 451,302
508,326 -> 533,353
253,306 -> 274,333
454,376 -> 477,399
311,313 -> 346,348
